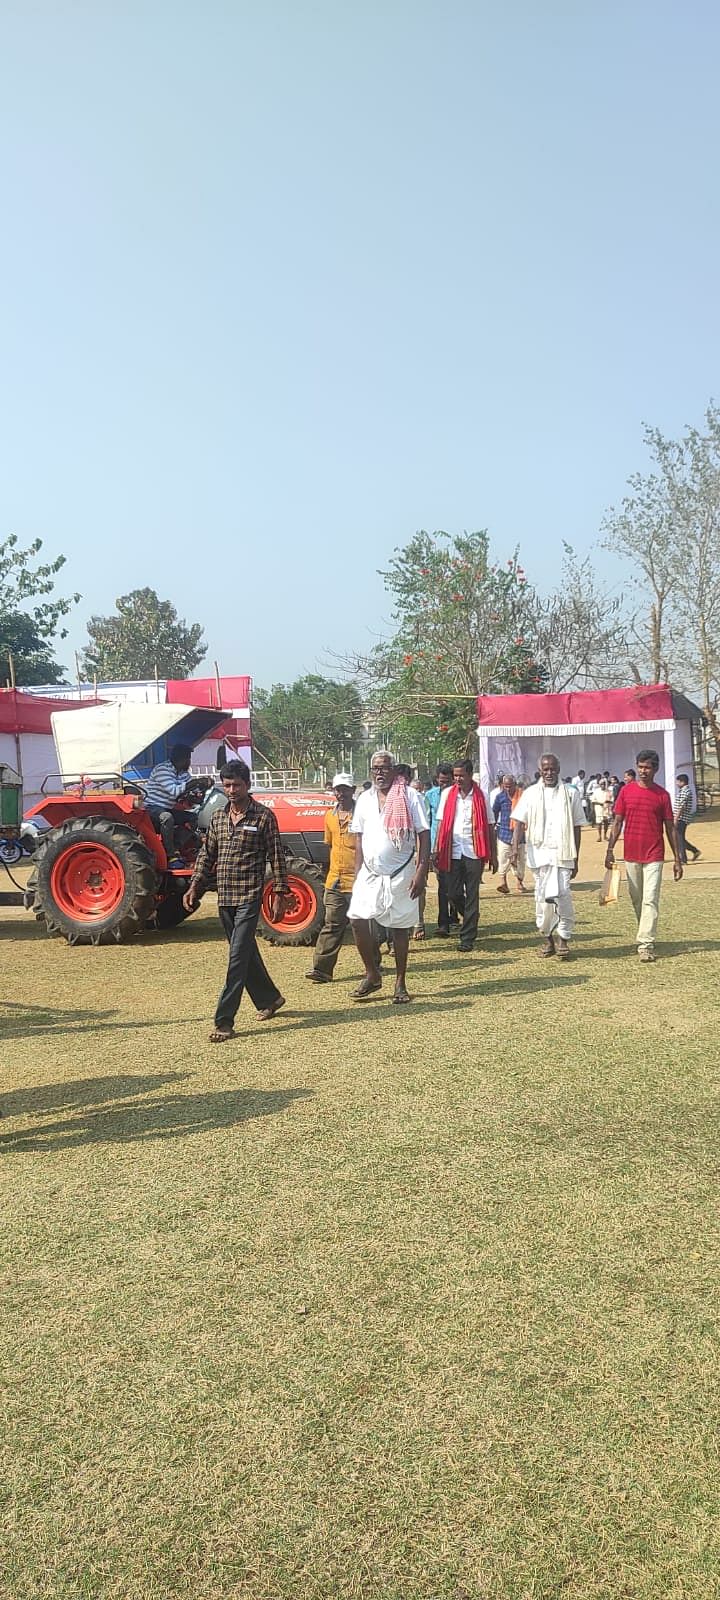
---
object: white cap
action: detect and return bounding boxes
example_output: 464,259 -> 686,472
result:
332,772 -> 355,788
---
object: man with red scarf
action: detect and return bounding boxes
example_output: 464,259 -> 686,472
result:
433,760 -> 493,952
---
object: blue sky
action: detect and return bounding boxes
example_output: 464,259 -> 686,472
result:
1,1 -> 718,687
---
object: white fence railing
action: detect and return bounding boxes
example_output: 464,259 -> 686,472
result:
191,766 -> 303,791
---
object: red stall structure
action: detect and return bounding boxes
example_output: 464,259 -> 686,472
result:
476,685 -> 705,802
0,689 -> 94,810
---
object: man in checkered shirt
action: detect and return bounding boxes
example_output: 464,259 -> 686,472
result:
184,760 -> 292,1041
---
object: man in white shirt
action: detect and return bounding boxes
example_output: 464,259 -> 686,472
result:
348,751 -> 430,1004
434,760 -> 493,952
510,753 -> 585,959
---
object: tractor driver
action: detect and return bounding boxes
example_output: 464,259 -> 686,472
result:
143,744 -> 193,866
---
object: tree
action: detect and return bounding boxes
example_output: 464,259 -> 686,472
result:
602,441 -> 680,681
335,530 -> 545,759
603,406 -> 720,770
0,533 -> 79,685
663,407 -> 720,769
0,612 -> 67,686
253,675 -> 364,772
82,588 -> 207,680
527,544 -> 630,693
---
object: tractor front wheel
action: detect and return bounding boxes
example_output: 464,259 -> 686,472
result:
256,857 -> 326,946
30,818 -> 159,944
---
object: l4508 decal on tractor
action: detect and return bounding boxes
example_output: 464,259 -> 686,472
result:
24,701 -> 330,947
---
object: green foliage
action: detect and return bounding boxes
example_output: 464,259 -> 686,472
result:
366,530 -> 544,757
82,588 -> 206,681
0,533 -> 79,685
604,402 -> 720,763
253,674 -> 364,772
0,613 -> 66,685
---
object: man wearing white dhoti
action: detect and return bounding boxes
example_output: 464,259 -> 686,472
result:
348,751 -> 430,1003
510,753 -> 585,960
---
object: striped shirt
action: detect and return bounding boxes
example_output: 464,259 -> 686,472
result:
674,785 -> 693,822
143,760 -> 191,808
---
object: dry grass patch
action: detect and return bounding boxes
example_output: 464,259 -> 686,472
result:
1,840 -> 719,1599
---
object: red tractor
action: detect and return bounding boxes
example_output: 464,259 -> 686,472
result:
24,701 -> 331,947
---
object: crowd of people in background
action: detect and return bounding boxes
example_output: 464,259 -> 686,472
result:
172,746 -> 699,1039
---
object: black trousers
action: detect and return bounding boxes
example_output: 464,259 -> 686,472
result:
436,868 -> 458,931
448,857 -> 483,948
676,819 -> 699,863
215,899 -> 282,1029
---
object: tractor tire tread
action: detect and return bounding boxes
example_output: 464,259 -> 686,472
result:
32,816 -> 159,945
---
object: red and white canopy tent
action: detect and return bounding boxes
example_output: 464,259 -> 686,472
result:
165,676 -> 252,768
0,689 -> 96,809
476,686 -> 705,798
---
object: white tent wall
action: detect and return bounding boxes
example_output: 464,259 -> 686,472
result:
478,723 -> 695,796
0,732 -> 60,810
191,737 -> 253,773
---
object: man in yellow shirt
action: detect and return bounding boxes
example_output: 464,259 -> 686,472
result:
305,773 -> 360,983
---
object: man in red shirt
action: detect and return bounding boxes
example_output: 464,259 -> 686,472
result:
604,748 -> 682,963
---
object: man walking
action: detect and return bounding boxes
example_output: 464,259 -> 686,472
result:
348,751 -> 430,1003
143,743 -> 193,866
492,773 -> 528,895
434,760 -> 492,953
674,773 -> 701,864
424,761 -> 457,935
604,750 -> 682,962
510,754 -> 584,960
183,759 -> 291,1041
305,773 -> 359,983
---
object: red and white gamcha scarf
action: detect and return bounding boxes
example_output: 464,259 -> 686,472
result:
435,783 -> 491,871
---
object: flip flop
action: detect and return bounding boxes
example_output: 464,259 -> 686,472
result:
392,989 -> 412,1004
258,997 -> 286,1022
412,925 -> 426,941
351,979 -> 383,1002
209,1028 -> 235,1043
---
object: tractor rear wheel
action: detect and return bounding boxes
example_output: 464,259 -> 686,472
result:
154,886 -> 194,930
30,818 -> 159,945
256,856 -> 326,947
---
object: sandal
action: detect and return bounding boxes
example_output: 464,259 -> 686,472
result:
351,977 -> 383,1002
412,924 -> 426,941
209,1028 -> 235,1043
258,997 -> 286,1022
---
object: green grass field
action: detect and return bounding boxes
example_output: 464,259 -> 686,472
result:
2,826 -> 719,1600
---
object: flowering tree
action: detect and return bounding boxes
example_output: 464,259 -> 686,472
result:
346,530 -> 545,759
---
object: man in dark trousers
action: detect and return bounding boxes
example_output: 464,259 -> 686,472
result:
184,760 -> 291,1041
305,772 -> 358,983
433,760 -> 493,952
424,761 -> 458,935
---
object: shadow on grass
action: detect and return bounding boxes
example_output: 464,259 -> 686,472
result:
269,973 -> 587,1031
0,1085 -> 313,1152
0,1070 -> 191,1119
0,917 -> 43,940
0,1003 -> 206,1041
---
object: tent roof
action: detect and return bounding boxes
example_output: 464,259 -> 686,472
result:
0,689 -> 96,736
51,702 -> 230,776
476,685 -> 704,736
166,675 -> 251,739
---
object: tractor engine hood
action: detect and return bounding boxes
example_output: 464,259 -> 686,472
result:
51,702 -> 230,781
